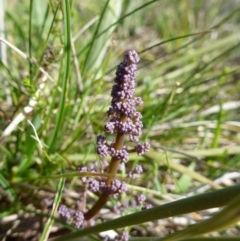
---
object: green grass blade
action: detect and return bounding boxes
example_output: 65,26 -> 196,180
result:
212,103 -> 222,148
159,193 -> 240,240
54,184 -> 240,240
39,168 -> 66,241
139,31 -> 211,54
211,5 -> 240,29
146,150 -> 221,189
174,162 -> 195,193
130,237 -> 240,241
29,0 -> 33,81
48,0 -> 71,151
83,0 -> 122,74
0,172 -> 16,202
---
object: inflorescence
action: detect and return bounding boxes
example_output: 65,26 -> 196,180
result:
58,50 -> 151,238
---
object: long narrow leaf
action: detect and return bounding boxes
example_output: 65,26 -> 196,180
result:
48,0 -> 71,151
146,150 -> 221,189
39,169 -> 65,241
54,184 -> 240,240
159,192 -> 240,240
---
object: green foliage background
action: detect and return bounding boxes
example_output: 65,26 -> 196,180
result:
1,0 -> 240,240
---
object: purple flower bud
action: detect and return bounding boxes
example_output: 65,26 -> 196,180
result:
116,230 -> 129,241
130,198 -> 137,208
104,121 -> 115,133
108,179 -> 128,195
96,135 -> 106,145
88,163 -> 98,172
127,49 -> 140,64
108,145 -> 116,156
128,170 -> 136,179
129,135 -> 139,142
87,178 -> 100,192
135,142 -> 150,155
114,149 -> 129,163
134,97 -> 143,106
136,194 -> 146,204
101,159 -> 109,169
78,164 -> 87,172
73,210 -> 84,228
42,198 -> 53,208
96,144 -> 108,157
58,204 -> 71,221
121,200 -> 129,208
128,164 -> 143,179
135,164 -> 143,174
141,203 -> 153,210
104,236 -> 110,241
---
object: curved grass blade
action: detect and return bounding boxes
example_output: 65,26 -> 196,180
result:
39,168 -> 66,241
82,0 -> 122,74
48,0 -> 71,151
0,172 -> 16,202
130,237 -> 240,241
146,150 -> 221,189
54,184 -> 240,241
159,192 -> 240,240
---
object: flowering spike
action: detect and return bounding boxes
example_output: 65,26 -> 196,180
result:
58,51 -> 151,228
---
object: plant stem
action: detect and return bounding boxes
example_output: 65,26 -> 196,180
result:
84,115 -> 126,220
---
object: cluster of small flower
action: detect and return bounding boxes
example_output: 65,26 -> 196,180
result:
102,179 -> 128,197
81,50 -> 150,196
96,139 -> 150,160
58,204 -> 71,222
58,204 -> 85,229
112,193 -> 152,214
58,51 -> 151,240
78,165 -> 128,196
104,50 -> 148,144
128,164 -> 143,179
135,194 -> 152,210
96,141 -> 129,163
